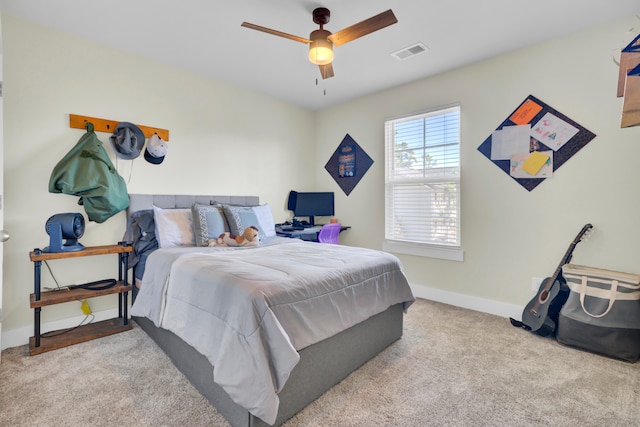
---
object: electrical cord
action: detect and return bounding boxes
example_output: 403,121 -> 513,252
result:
68,279 -> 117,291
39,260 -> 116,337
43,260 -> 62,290
41,313 -> 95,338
42,260 -> 117,291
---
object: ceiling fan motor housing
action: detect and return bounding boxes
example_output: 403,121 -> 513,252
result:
312,7 -> 330,26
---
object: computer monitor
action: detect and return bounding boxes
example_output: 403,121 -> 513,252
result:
290,191 -> 334,226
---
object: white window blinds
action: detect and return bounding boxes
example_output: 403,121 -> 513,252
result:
385,105 -> 460,248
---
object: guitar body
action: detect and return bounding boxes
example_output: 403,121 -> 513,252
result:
522,277 -> 560,333
521,278 -> 570,336
513,223 -> 592,336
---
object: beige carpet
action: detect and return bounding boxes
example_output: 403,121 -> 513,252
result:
1,299 -> 639,426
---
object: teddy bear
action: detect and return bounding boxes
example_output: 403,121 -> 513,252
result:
210,226 -> 260,247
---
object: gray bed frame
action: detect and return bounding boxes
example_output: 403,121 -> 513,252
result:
126,195 -> 405,427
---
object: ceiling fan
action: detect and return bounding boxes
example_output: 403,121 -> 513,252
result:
241,8 -> 397,79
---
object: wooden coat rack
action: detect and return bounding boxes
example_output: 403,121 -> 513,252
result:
69,114 -> 170,141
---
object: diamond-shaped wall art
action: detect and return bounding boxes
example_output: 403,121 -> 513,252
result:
324,134 -> 373,196
477,95 -> 596,191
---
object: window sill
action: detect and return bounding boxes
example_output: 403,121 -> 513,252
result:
382,240 -> 464,262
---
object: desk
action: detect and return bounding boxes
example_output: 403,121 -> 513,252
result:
275,225 -> 350,242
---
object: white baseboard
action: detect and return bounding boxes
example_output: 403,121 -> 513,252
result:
1,308 -> 119,351
411,283 -> 523,320
3,286 -> 523,351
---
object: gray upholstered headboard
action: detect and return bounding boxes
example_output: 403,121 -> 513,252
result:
124,194 -> 260,241
127,194 -> 259,214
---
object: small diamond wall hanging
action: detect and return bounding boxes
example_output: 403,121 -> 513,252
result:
324,134 -> 374,196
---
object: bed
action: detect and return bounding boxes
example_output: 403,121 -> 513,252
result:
126,194 -> 415,427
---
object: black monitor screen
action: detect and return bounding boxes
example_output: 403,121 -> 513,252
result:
293,192 -> 334,224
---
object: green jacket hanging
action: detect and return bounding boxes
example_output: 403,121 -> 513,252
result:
49,122 -> 129,223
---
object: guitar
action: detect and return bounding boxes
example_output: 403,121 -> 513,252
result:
511,223 -> 593,336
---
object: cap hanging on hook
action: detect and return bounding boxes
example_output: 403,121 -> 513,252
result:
144,133 -> 168,165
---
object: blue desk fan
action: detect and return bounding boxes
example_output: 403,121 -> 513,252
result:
43,213 -> 85,253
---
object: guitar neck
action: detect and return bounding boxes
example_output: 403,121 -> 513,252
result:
523,224 -> 592,327
544,223 -> 592,289
548,243 -> 576,284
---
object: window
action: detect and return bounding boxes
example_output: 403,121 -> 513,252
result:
383,105 -> 462,261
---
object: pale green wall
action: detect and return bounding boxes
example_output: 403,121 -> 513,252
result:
0,14 -> 315,341
316,15 -> 640,311
3,12 -> 640,348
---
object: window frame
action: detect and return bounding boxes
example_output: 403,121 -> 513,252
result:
382,104 -> 463,262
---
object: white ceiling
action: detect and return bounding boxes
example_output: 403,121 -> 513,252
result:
1,1 -> 639,110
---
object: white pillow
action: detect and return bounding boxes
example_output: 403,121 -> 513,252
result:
252,204 -> 276,238
153,206 -> 195,247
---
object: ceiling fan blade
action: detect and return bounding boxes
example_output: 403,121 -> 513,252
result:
328,9 -> 397,47
319,63 -> 334,79
241,22 -> 311,44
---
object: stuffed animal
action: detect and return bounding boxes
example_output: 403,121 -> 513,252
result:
210,226 -> 260,247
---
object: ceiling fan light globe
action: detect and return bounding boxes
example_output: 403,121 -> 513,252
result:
308,29 -> 333,65
309,46 -> 333,65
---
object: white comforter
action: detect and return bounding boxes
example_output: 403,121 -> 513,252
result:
131,238 -> 414,424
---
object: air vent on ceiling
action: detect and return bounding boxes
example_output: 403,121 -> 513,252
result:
391,43 -> 429,60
